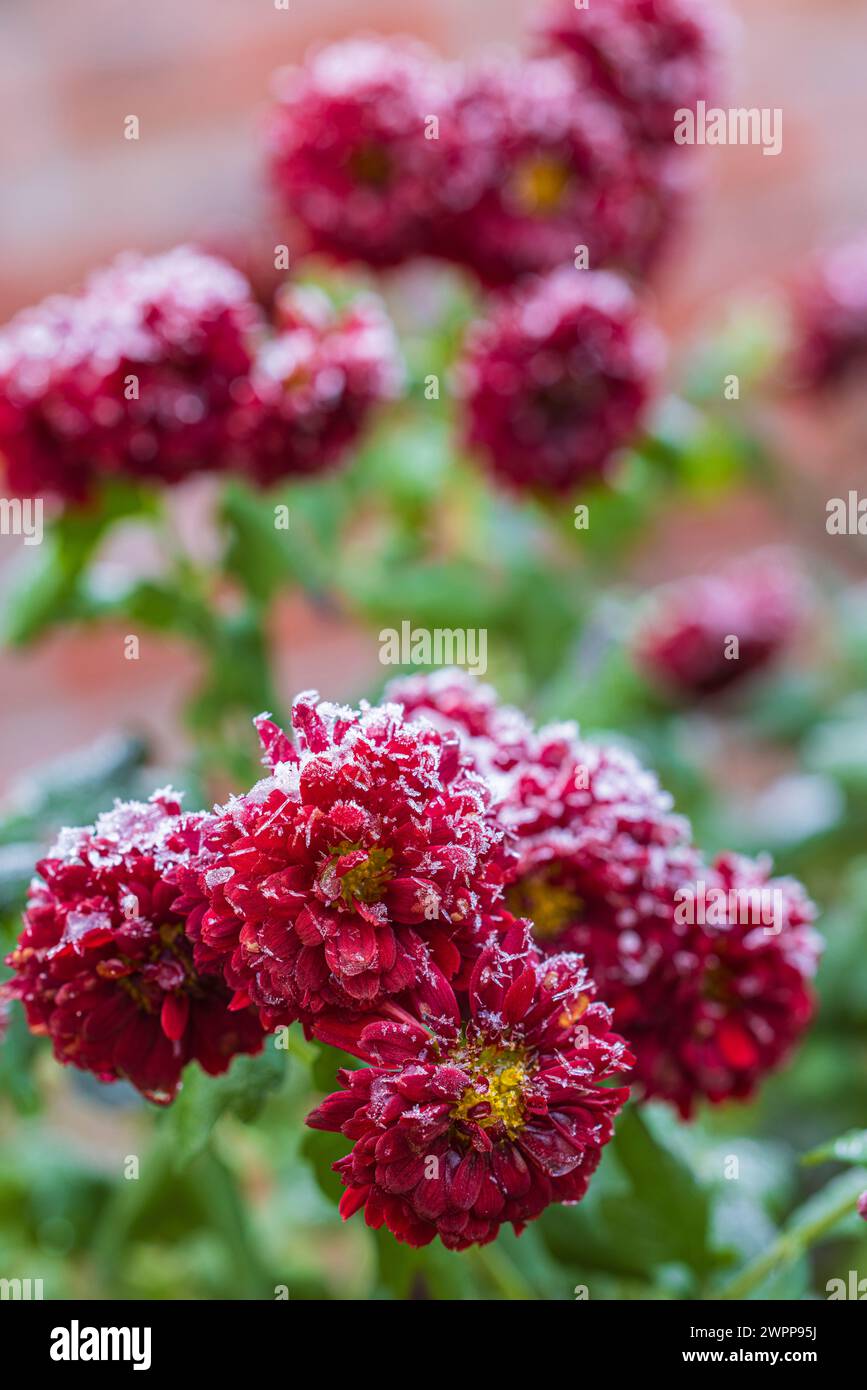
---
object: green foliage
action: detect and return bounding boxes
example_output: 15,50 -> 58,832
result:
719,1168 -> 867,1300
803,1130 -> 867,1168
5,481 -> 157,645
163,1047 -> 289,1170
538,1105 -> 724,1295
0,1002 -> 42,1114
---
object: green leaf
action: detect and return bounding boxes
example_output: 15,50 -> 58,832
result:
569,453 -> 666,564
220,480 -> 293,605
347,555 -> 502,633
538,640 -> 653,733
310,1042 -> 358,1095
4,480 -> 154,645
0,1000 -> 43,1114
810,859 -> 867,1027
300,1127 -> 346,1205
803,1130 -> 867,1167
354,415 -> 453,515
86,577 -> 216,641
496,559 -> 584,685
805,695 -> 867,795
188,1143 -> 275,1297
0,843 -> 43,915
591,1106 -> 722,1278
163,1045 -> 288,1169
606,1105 -> 718,1274
540,1104 -> 721,1289
681,297 -> 787,405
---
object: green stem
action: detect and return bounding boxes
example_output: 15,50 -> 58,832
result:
718,1168 -> 867,1301
193,1141 -> 274,1299
90,1128 -> 177,1292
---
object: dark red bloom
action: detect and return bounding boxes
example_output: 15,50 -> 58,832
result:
239,284 -> 403,485
623,853 -> 819,1116
390,671 -> 697,921
459,268 -> 661,494
632,550 -> 806,700
267,38 -> 447,268
307,918 -> 631,1249
538,0 -> 730,148
434,57 -> 674,286
439,698 -> 820,1118
0,247 -> 263,499
858,1191 -> 867,1221
2,793 -> 264,1104
789,238 -> 867,390
496,720 -> 699,992
187,694 -> 509,1030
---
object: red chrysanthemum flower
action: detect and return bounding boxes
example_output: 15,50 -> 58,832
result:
0,247 -> 263,499
632,550 -> 806,700
458,268 -> 662,493
186,694 -> 510,1030
624,853 -> 820,1116
2,793 -> 264,1104
238,284 -> 403,486
267,37 -> 447,268
390,674 -> 821,1120
434,57 -> 674,286
495,719 -> 698,953
385,668 -> 534,774
389,672 -> 697,940
494,724 -> 818,1115
789,238 -> 867,390
538,0 -> 730,148
307,918 -> 631,1249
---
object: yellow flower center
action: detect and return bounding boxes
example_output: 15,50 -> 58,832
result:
158,922 -> 183,949
512,156 -> 572,215
702,959 -> 733,1005
451,1043 -> 530,1138
349,143 -> 393,187
507,870 -> 582,940
333,841 -> 395,906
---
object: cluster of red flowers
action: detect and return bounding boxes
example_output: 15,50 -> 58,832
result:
268,2 -> 725,280
1,4 -> 728,505
263,3 -> 727,495
4,674 -> 819,1247
385,669 -> 820,1120
0,247 -> 402,501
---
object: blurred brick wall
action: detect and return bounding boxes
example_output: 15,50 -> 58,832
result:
0,0 -> 529,313
2,0 -> 866,318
